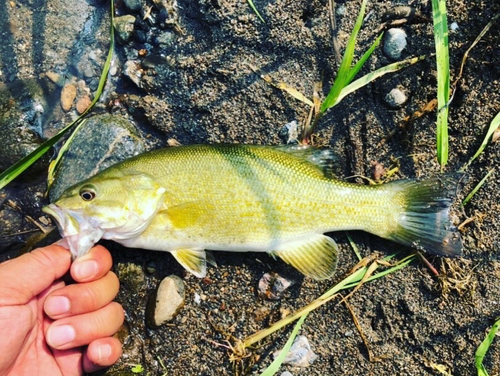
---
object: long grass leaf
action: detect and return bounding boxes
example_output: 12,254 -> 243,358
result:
259,314 -> 308,376
475,318 -> 500,376
0,0 -> 115,190
320,0 -> 368,113
464,111 -> 500,169
346,32 -> 383,85
432,0 -> 450,169
332,55 -> 426,107
462,169 -> 494,206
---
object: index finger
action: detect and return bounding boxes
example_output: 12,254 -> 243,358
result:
71,245 -> 113,283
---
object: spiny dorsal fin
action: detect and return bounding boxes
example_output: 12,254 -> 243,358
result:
271,234 -> 339,280
275,145 -> 336,178
171,248 -> 208,277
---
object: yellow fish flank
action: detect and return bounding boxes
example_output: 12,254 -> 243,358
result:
43,144 -> 462,280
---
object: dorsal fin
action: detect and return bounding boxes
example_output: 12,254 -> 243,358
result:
274,145 -> 336,178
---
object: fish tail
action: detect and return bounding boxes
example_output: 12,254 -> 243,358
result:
385,174 -> 463,257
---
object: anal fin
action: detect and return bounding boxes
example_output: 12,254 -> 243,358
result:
271,234 -> 339,280
171,248 -> 209,278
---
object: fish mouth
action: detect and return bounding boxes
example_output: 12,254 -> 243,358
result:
42,204 -> 104,259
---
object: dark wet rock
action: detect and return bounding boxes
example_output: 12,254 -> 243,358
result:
114,15 -> 136,44
123,0 -> 142,13
115,262 -> 146,289
383,28 -> 407,60
48,113 -> 146,201
384,87 -> 408,108
273,335 -> 318,367
133,29 -> 147,44
147,275 -> 185,327
257,272 -> 293,300
0,79 -> 55,172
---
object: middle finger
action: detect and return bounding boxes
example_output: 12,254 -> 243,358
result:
44,272 -> 119,319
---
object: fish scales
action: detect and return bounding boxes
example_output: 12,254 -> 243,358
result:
43,144 -> 463,280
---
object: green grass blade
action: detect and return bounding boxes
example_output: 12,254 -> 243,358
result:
346,32 -> 384,85
0,0 -> 115,190
475,318 -> 500,376
47,120 -> 86,189
247,0 -> 265,23
320,0 -> 368,113
259,314 -> 308,376
464,111 -> 500,169
332,55 -> 426,107
462,169 -> 494,206
431,0 -> 450,169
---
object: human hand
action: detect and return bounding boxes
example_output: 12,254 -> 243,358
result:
0,244 -> 124,375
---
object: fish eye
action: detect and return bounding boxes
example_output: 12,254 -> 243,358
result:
79,187 -> 96,201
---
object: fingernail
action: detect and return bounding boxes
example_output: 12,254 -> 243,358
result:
73,260 -> 98,280
45,296 -> 70,316
47,324 -> 76,348
98,343 -> 112,360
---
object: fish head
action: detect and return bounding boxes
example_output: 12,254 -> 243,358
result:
43,171 -> 166,259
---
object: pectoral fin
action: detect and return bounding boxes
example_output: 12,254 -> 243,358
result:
171,248 -> 209,278
271,234 -> 339,280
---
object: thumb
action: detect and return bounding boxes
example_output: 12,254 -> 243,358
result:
0,244 -> 71,305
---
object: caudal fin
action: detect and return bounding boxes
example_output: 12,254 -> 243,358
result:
386,174 -> 463,257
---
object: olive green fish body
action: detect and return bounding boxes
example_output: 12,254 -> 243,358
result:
44,144 -> 462,280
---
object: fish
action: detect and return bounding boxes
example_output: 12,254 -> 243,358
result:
43,144 -> 463,280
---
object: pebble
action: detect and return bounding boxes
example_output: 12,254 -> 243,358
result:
450,22 -> 459,31
114,15 -> 136,44
150,275 -> 185,326
123,0 -> 141,13
383,28 -> 407,60
60,82 -> 77,111
383,6 -> 414,20
124,60 -> 143,88
76,94 -> 92,114
279,120 -> 300,144
257,272 -> 293,300
281,372 -> 294,376
273,335 -> 318,367
384,87 -> 408,108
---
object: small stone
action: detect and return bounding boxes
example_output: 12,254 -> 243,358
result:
149,275 -> 185,326
45,71 -> 64,87
279,120 -> 300,144
76,95 -> 92,114
60,82 -> 77,111
383,6 -> 414,20
124,60 -> 143,88
123,0 -> 141,13
384,87 -> 408,108
371,161 -> 385,181
257,272 -> 293,300
383,28 -> 407,60
138,48 -> 148,57
450,22 -> 459,31
281,372 -> 294,376
116,262 -> 145,288
114,15 -> 136,44
273,336 -> 317,367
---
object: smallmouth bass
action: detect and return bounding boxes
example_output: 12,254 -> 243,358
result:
43,144 -> 462,280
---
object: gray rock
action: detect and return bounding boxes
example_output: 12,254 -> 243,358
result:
273,335 -> 318,367
48,113 -> 146,201
384,87 -> 408,108
123,0 -> 142,13
148,275 -> 185,327
114,15 -> 136,44
383,28 -> 407,60
0,79 -> 55,173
